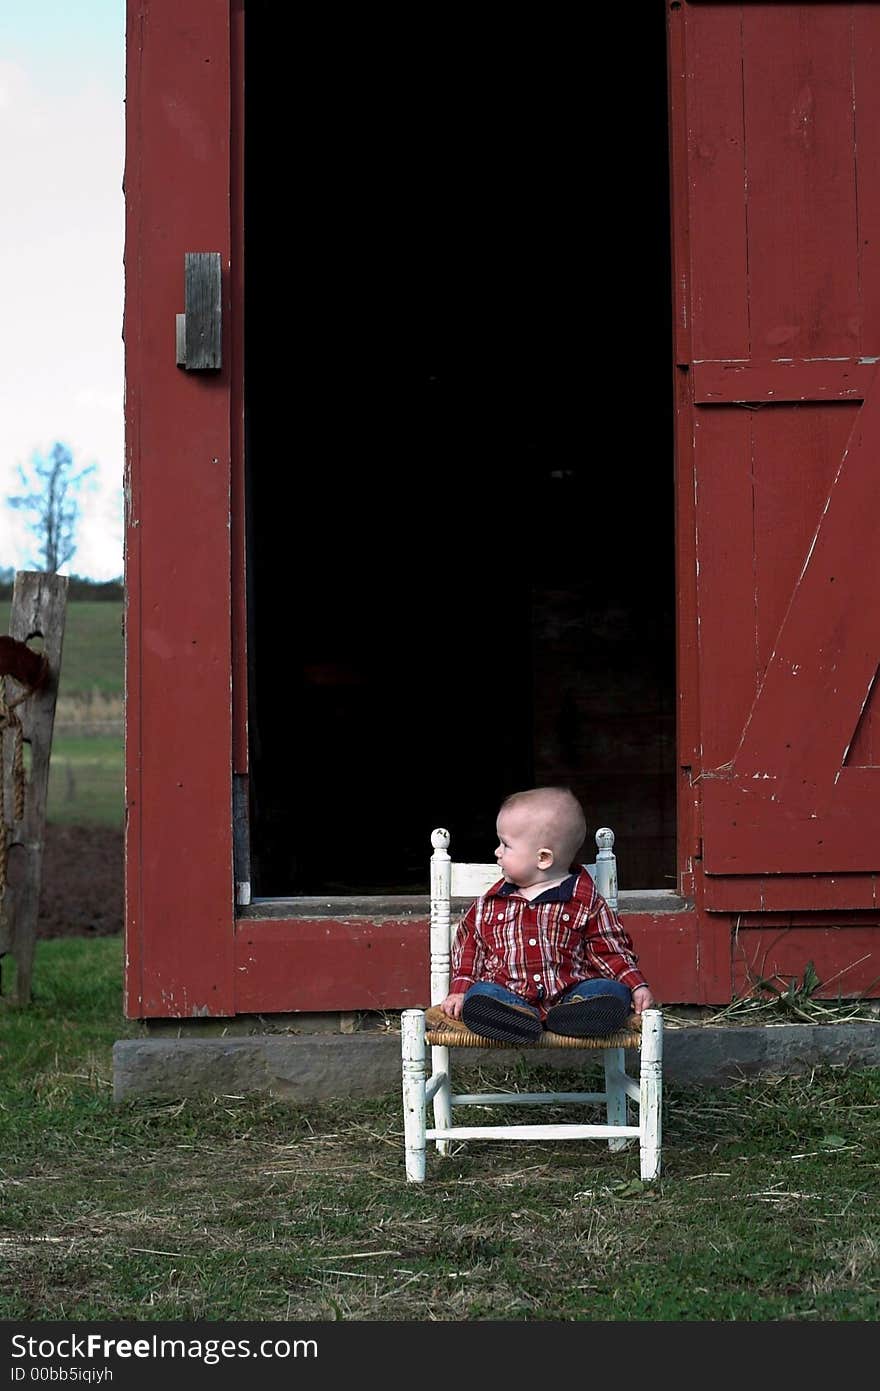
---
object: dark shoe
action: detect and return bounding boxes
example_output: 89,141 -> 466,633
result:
461,994 -> 542,1044
544,993 -> 630,1038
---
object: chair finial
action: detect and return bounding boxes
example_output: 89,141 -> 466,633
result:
431,828 -> 451,850
596,827 -> 615,853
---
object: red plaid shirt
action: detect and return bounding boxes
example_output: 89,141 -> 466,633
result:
450,869 -> 647,1018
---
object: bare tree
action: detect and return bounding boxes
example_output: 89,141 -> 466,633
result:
7,443 -> 96,573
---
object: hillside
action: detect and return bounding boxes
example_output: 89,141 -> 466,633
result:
0,599 -> 125,933
0,599 -> 123,698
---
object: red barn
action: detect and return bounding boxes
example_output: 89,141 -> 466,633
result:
124,1 -> 880,1030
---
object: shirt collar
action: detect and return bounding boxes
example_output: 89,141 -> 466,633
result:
493,868 -> 595,905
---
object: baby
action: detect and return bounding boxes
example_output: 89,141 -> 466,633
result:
439,787 -> 655,1043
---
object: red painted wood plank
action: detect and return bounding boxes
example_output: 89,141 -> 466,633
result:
693,405 -> 756,769
234,919 -> 429,1014
704,872 -> 877,914
620,913 -> 703,1004
231,912 -> 708,1012
686,2 -> 749,361
125,0 -> 236,1016
674,374 -> 700,898
751,403 -> 855,675
743,6 -> 860,359
667,1 -> 691,367
703,773 -> 880,876
667,8 -> 700,897
693,894 -> 734,1006
723,378 -> 880,788
693,359 -> 875,404
854,7 -> 880,352
225,902 -> 880,1013
850,10 -> 880,770
732,925 -> 880,1000
673,369 -> 699,777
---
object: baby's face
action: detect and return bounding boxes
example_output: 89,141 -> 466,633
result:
494,807 -> 545,887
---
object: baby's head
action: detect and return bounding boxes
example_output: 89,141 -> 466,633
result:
494,786 -> 587,889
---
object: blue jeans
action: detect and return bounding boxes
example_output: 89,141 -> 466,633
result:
464,978 -> 632,1018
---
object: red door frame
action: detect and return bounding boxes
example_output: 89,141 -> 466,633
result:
124,0 -> 236,1016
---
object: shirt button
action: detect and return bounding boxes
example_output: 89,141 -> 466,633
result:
529,938 -> 537,946
533,973 -> 542,982
562,913 -> 570,921
497,912 -> 505,920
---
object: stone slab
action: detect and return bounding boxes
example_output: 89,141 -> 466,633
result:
112,1022 -> 880,1103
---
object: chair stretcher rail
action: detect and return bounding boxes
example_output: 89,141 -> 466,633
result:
426,1123 -> 642,1141
451,1091 -> 609,1106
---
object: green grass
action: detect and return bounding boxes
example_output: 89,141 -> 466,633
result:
1,939 -> 879,1321
0,600 -> 123,698
46,735 -> 123,827
0,938 -> 135,1065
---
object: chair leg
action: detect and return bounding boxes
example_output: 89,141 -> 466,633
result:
639,1009 -> 663,1181
401,1009 -> 427,1181
603,1047 -> 629,1150
431,1043 -> 452,1155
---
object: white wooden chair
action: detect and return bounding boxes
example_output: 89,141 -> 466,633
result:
401,827 -> 663,1182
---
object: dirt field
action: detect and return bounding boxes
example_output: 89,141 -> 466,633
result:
38,823 -> 123,939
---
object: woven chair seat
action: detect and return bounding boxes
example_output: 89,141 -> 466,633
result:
424,1004 -> 644,1051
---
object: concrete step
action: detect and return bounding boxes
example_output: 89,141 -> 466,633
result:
113,1019 -> 880,1103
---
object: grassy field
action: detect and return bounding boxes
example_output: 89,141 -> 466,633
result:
0,600 -> 123,698
0,600 -> 125,826
46,735 -> 123,827
1,939 -> 878,1321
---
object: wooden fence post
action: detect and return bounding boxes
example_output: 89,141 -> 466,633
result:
0,571 -> 68,1006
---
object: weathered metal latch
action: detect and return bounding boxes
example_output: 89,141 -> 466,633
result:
175,252 -> 222,370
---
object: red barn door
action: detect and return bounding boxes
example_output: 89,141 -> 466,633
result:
673,2 -> 880,918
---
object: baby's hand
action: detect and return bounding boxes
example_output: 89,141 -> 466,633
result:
440,991 -> 466,1019
632,985 -> 656,1013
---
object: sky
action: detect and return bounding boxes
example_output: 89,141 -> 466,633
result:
0,1 -> 124,581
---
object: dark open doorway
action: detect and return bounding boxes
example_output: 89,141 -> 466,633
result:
244,6 -> 675,895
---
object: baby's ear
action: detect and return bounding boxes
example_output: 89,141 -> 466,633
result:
537,846 -> 554,868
